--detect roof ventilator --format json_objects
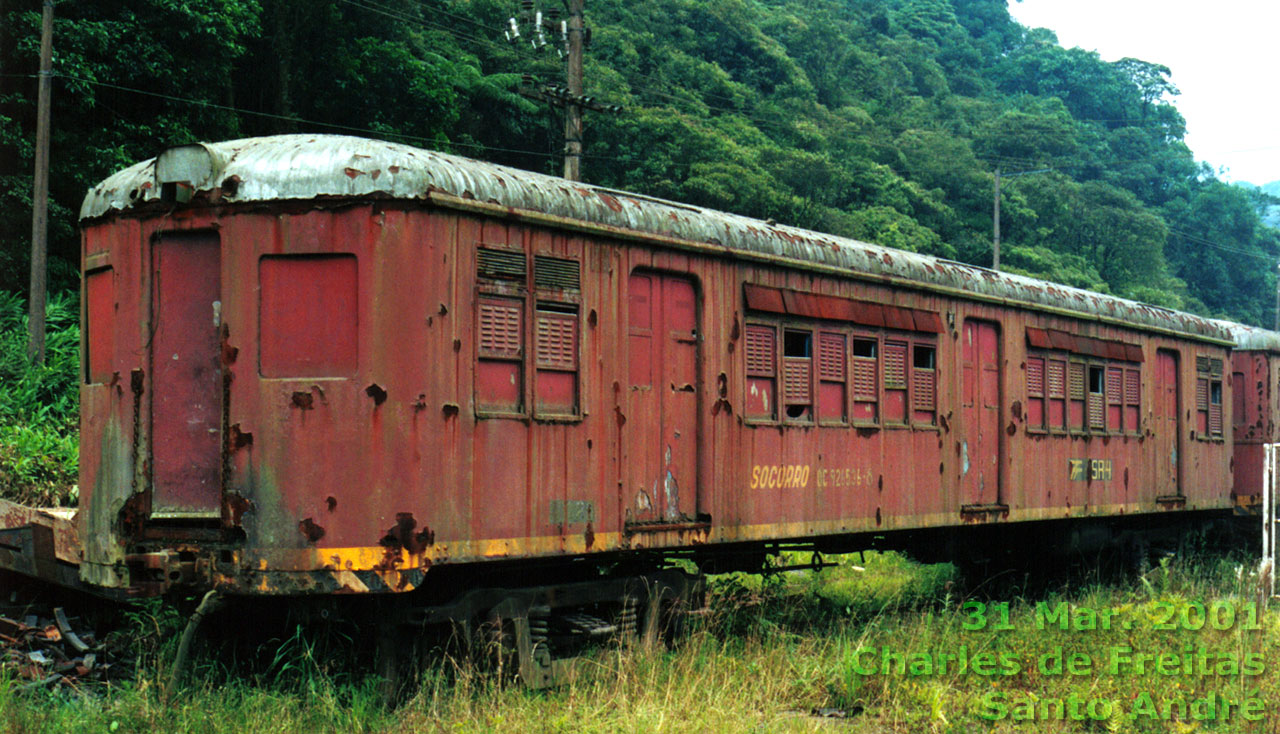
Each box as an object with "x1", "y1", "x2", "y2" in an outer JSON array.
[{"x1": 156, "y1": 143, "x2": 226, "y2": 204}]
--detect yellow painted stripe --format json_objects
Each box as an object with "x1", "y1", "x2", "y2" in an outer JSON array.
[{"x1": 266, "y1": 501, "x2": 1229, "y2": 574}]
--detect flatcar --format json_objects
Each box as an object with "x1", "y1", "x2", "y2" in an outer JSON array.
[{"x1": 0, "y1": 134, "x2": 1261, "y2": 682}]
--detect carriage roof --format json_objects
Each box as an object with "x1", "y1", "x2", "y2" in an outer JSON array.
[{"x1": 81, "y1": 134, "x2": 1234, "y2": 345}]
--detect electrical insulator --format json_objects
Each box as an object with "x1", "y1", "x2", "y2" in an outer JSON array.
[
  {"x1": 532, "y1": 10, "x2": 547, "y2": 48},
  {"x1": 505, "y1": 17, "x2": 520, "y2": 42}
]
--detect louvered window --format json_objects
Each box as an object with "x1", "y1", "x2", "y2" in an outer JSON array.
[
  {"x1": 1208, "y1": 380, "x2": 1223, "y2": 436},
  {"x1": 745, "y1": 324, "x2": 777, "y2": 420},
  {"x1": 783, "y1": 330, "x2": 813, "y2": 421},
  {"x1": 746, "y1": 325, "x2": 776, "y2": 377},
  {"x1": 784, "y1": 359, "x2": 812, "y2": 403},
  {"x1": 477, "y1": 248, "x2": 526, "y2": 281},
  {"x1": 534, "y1": 255, "x2": 580, "y2": 290},
  {"x1": 1068, "y1": 362, "x2": 1086, "y2": 429},
  {"x1": 912, "y1": 344, "x2": 936, "y2": 424},
  {"x1": 1124, "y1": 368, "x2": 1141, "y2": 433},
  {"x1": 535, "y1": 310, "x2": 577, "y2": 369},
  {"x1": 1047, "y1": 359, "x2": 1067, "y2": 429},
  {"x1": 476, "y1": 296, "x2": 524, "y2": 412},
  {"x1": 884, "y1": 341, "x2": 908, "y2": 424},
  {"x1": 852, "y1": 338, "x2": 878, "y2": 423},
  {"x1": 476, "y1": 242, "x2": 585, "y2": 419},
  {"x1": 1088, "y1": 366, "x2": 1105, "y2": 431},
  {"x1": 817, "y1": 331, "x2": 847, "y2": 423},
  {"x1": 1027, "y1": 357, "x2": 1045, "y2": 428},
  {"x1": 1106, "y1": 366, "x2": 1123, "y2": 432},
  {"x1": 479, "y1": 299, "x2": 523, "y2": 358},
  {"x1": 534, "y1": 304, "x2": 578, "y2": 414},
  {"x1": 1195, "y1": 377, "x2": 1209, "y2": 435},
  {"x1": 1194, "y1": 355, "x2": 1224, "y2": 439}
]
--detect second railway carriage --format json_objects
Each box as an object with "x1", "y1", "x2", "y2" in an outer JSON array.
[
  {"x1": 1216, "y1": 321, "x2": 1280, "y2": 511},
  {"x1": 71, "y1": 134, "x2": 1236, "y2": 605}
]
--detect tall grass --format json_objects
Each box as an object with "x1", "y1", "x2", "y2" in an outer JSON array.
[
  {"x1": 0, "y1": 290, "x2": 80, "y2": 506},
  {"x1": 9, "y1": 552, "x2": 1270, "y2": 733}
]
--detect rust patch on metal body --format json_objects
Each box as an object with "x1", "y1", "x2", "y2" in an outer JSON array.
[
  {"x1": 381, "y1": 513, "x2": 434, "y2": 555},
  {"x1": 299, "y1": 518, "x2": 326, "y2": 543},
  {"x1": 229, "y1": 424, "x2": 253, "y2": 449},
  {"x1": 365, "y1": 383, "x2": 388, "y2": 406},
  {"x1": 223, "y1": 492, "x2": 252, "y2": 527}
]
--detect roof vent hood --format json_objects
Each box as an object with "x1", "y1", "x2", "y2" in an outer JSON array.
[{"x1": 155, "y1": 143, "x2": 227, "y2": 203}]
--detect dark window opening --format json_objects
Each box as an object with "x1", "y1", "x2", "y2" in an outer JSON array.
[
  {"x1": 911, "y1": 344, "x2": 936, "y2": 425},
  {"x1": 1089, "y1": 366, "x2": 1104, "y2": 394},
  {"x1": 1210, "y1": 382, "x2": 1222, "y2": 405},
  {"x1": 782, "y1": 329, "x2": 813, "y2": 422},
  {"x1": 913, "y1": 344, "x2": 935, "y2": 369},
  {"x1": 854, "y1": 339, "x2": 877, "y2": 359},
  {"x1": 784, "y1": 330, "x2": 812, "y2": 357},
  {"x1": 1087, "y1": 365, "x2": 1105, "y2": 430}
]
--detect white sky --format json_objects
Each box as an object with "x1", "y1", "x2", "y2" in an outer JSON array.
[{"x1": 1006, "y1": 0, "x2": 1280, "y2": 186}]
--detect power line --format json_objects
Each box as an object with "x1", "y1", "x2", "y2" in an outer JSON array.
[
  {"x1": 1167, "y1": 228, "x2": 1277, "y2": 261},
  {"x1": 51, "y1": 72, "x2": 564, "y2": 161}
]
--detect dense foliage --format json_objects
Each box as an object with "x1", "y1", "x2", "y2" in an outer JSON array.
[
  {"x1": 2, "y1": 0, "x2": 1278, "y2": 322},
  {"x1": 0, "y1": 290, "x2": 78, "y2": 504}
]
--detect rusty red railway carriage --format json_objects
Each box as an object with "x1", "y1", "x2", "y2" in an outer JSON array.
[{"x1": 4, "y1": 135, "x2": 1252, "y2": 661}]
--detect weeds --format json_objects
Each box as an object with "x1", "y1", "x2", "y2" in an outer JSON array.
[
  {"x1": 1, "y1": 551, "x2": 1275, "y2": 733},
  {"x1": 0, "y1": 290, "x2": 79, "y2": 506}
]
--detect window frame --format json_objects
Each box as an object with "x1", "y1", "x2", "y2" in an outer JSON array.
[
  {"x1": 816, "y1": 329, "x2": 849, "y2": 426},
  {"x1": 851, "y1": 334, "x2": 880, "y2": 427},
  {"x1": 909, "y1": 339, "x2": 938, "y2": 429},
  {"x1": 1193, "y1": 355, "x2": 1224, "y2": 441},
  {"x1": 740, "y1": 320, "x2": 937, "y2": 432},
  {"x1": 782, "y1": 327, "x2": 815, "y2": 424},
  {"x1": 474, "y1": 244, "x2": 584, "y2": 422},
  {"x1": 1029, "y1": 351, "x2": 1139, "y2": 437},
  {"x1": 744, "y1": 321, "x2": 780, "y2": 423}
]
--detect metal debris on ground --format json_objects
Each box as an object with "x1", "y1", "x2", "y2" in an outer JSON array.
[{"x1": 0, "y1": 598, "x2": 129, "y2": 692}]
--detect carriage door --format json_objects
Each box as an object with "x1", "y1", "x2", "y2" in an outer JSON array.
[
  {"x1": 961, "y1": 319, "x2": 1002, "y2": 507},
  {"x1": 626, "y1": 272, "x2": 700, "y2": 524},
  {"x1": 151, "y1": 232, "x2": 223, "y2": 517},
  {"x1": 1155, "y1": 349, "x2": 1182, "y2": 495}
]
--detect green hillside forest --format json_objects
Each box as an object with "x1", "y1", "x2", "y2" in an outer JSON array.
[
  {"x1": 3, "y1": 0, "x2": 1279, "y2": 321},
  {"x1": 2, "y1": 0, "x2": 1279, "y2": 501}
]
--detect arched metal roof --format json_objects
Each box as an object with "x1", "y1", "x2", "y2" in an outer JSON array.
[
  {"x1": 81, "y1": 134, "x2": 1233, "y2": 343},
  {"x1": 1212, "y1": 320, "x2": 1280, "y2": 352}
]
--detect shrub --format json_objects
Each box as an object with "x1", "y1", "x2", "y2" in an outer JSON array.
[{"x1": 0, "y1": 290, "x2": 80, "y2": 505}]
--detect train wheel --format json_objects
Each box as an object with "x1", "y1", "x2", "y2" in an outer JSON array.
[{"x1": 640, "y1": 572, "x2": 704, "y2": 648}]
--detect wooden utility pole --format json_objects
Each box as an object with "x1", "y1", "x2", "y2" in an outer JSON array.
[
  {"x1": 28, "y1": 0, "x2": 53, "y2": 364},
  {"x1": 1274, "y1": 261, "x2": 1279, "y2": 331},
  {"x1": 562, "y1": 0, "x2": 583, "y2": 181},
  {"x1": 992, "y1": 166, "x2": 1001, "y2": 272},
  {"x1": 508, "y1": 0, "x2": 618, "y2": 180}
]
